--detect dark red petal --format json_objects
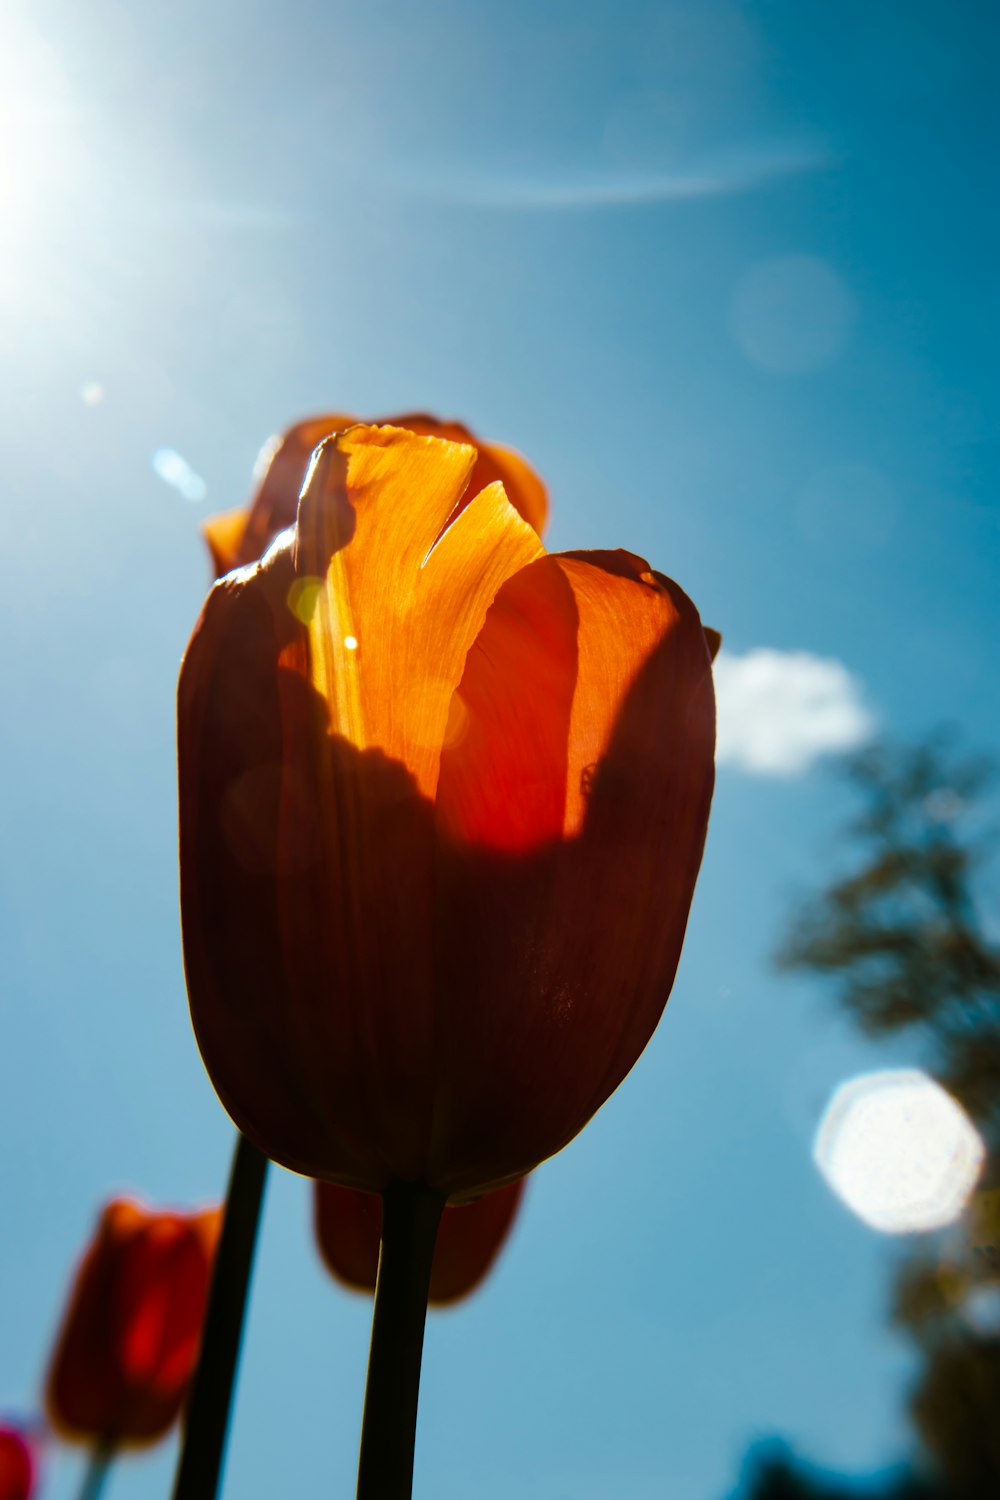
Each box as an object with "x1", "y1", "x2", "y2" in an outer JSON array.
[
  {"x1": 181, "y1": 427, "x2": 542, "y2": 1185},
  {"x1": 45, "y1": 1201, "x2": 219, "y2": 1447},
  {"x1": 314, "y1": 1179, "x2": 525, "y2": 1303},
  {"x1": 432, "y1": 550, "x2": 716, "y2": 1194},
  {"x1": 0, "y1": 1428, "x2": 36, "y2": 1500}
]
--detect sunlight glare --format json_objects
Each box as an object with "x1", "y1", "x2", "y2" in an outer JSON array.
[
  {"x1": 813, "y1": 1068, "x2": 984, "y2": 1234},
  {"x1": 0, "y1": 23, "x2": 79, "y2": 276}
]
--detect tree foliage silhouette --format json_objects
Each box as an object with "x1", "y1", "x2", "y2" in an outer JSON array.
[{"x1": 778, "y1": 735, "x2": 1000, "y2": 1500}]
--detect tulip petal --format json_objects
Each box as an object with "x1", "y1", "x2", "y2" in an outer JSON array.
[
  {"x1": 295, "y1": 423, "x2": 544, "y2": 798},
  {"x1": 202, "y1": 507, "x2": 251, "y2": 579},
  {"x1": 432, "y1": 550, "x2": 716, "y2": 1192},
  {"x1": 180, "y1": 536, "x2": 404, "y2": 1182},
  {"x1": 221, "y1": 414, "x2": 354, "y2": 574},
  {"x1": 387, "y1": 413, "x2": 548, "y2": 535},
  {"x1": 45, "y1": 1201, "x2": 219, "y2": 1448},
  {"x1": 180, "y1": 427, "x2": 544, "y2": 1186},
  {"x1": 204, "y1": 412, "x2": 548, "y2": 579},
  {"x1": 434, "y1": 555, "x2": 579, "y2": 852},
  {"x1": 314, "y1": 1178, "x2": 525, "y2": 1303}
]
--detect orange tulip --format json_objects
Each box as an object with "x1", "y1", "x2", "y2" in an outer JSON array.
[
  {"x1": 0, "y1": 1427, "x2": 35, "y2": 1500},
  {"x1": 315, "y1": 1178, "x2": 525, "y2": 1305},
  {"x1": 45, "y1": 1200, "x2": 221, "y2": 1449},
  {"x1": 179, "y1": 421, "x2": 715, "y2": 1201},
  {"x1": 203, "y1": 412, "x2": 548, "y2": 579}
]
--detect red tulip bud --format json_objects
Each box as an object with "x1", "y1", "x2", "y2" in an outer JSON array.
[{"x1": 45, "y1": 1200, "x2": 221, "y2": 1448}]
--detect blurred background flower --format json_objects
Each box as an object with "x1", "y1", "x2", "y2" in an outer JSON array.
[
  {"x1": 0, "y1": 1425, "x2": 37, "y2": 1500},
  {"x1": 45, "y1": 1200, "x2": 220, "y2": 1457},
  {"x1": 314, "y1": 1179, "x2": 526, "y2": 1305}
]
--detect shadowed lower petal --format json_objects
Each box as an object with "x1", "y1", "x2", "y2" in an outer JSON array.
[
  {"x1": 314, "y1": 1178, "x2": 525, "y2": 1304},
  {"x1": 431, "y1": 550, "x2": 715, "y2": 1194}
]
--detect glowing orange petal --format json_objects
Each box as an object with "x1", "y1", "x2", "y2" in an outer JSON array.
[
  {"x1": 203, "y1": 412, "x2": 548, "y2": 580},
  {"x1": 295, "y1": 424, "x2": 543, "y2": 797},
  {"x1": 202, "y1": 507, "x2": 251, "y2": 579},
  {"x1": 434, "y1": 555, "x2": 578, "y2": 853},
  {"x1": 388, "y1": 414, "x2": 548, "y2": 535}
]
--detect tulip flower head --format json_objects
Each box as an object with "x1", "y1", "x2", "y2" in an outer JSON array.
[
  {"x1": 203, "y1": 411, "x2": 548, "y2": 580},
  {"x1": 45, "y1": 1199, "x2": 221, "y2": 1448},
  {"x1": 0, "y1": 1426, "x2": 36, "y2": 1500},
  {"x1": 179, "y1": 419, "x2": 715, "y2": 1201},
  {"x1": 315, "y1": 1178, "x2": 525, "y2": 1305}
]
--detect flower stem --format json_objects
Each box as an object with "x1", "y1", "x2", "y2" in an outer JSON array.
[
  {"x1": 171, "y1": 1131, "x2": 268, "y2": 1500},
  {"x1": 356, "y1": 1184, "x2": 445, "y2": 1500},
  {"x1": 77, "y1": 1443, "x2": 113, "y2": 1500}
]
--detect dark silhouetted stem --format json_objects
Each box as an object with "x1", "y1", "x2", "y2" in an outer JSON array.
[
  {"x1": 356, "y1": 1184, "x2": 445, "y2": 1500},
  {"x1": 172, "y1": 1132, "x2": 268, "y2": 1500},
  {"x1": 77, "y1": 1444, "x2": 113, "y2": 1500}
]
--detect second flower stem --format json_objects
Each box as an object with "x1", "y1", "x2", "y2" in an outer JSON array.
[
  {"x1": 356, "y1": 1184, "x2": 445, "y2": 1500},
  {"x1": 172, "y1": 1131, "x2": 268, "y2": 1500},
  {"x1": 77, "y1": 1443, "x2": 113, "y2": 1500}
]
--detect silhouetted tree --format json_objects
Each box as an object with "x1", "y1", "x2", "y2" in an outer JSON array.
[
  {"x1": 777, "y1": 735, "x2": 1000, "y2": 1500},
  {"x1": 779, "y1": 736, "x2": 1000, "y2": 1136},
  {"x1": 723, "y1": 1439, "x2": 945, "y2": 1500}
]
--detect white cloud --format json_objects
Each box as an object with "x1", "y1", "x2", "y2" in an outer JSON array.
[{"x1": 713, "y1": 647, "x2": 874, "y2": 775}]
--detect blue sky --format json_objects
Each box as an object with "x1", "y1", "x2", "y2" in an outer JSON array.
[{"x1": 1, "y1": 1, "x2": 997, "y2": 1497}]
